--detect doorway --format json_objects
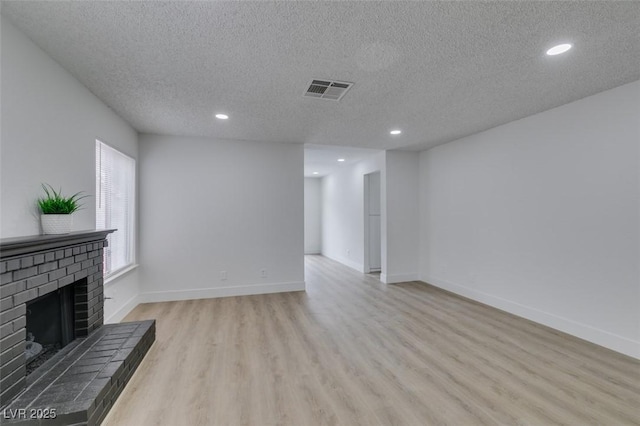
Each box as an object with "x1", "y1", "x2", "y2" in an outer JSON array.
[{"x1": 364, "y1": 171, "x2": 381, "y2": 273}]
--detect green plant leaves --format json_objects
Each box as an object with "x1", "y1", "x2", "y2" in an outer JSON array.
[{"x1": 37, "y1": 183, "x2": 89, "y2": 214}]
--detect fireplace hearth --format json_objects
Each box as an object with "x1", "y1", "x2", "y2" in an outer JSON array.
[{"x1": 1, "y1": 230, "x2": 155, "y2": 425}]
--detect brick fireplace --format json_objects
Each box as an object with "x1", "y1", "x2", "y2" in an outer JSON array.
[{"x1": 1, "y1": 230, "x2": 155, "y2": 425}]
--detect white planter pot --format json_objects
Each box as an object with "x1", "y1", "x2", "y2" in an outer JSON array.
[{"x1": 41, "y1": 214, "x2": 73, "y2": 235}]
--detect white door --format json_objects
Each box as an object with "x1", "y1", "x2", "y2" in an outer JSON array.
[{"x1": 365, "y1": 172, "x2": 381, "y2": 271}]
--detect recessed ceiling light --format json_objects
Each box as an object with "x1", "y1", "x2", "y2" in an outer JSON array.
[
  {"x1": 215, "y1": 113, "x2": 229, "y2": 120},
  {"x1": 313, "y1": 172, "x2": 319, "y2": 175},
  {"x1": 337, "y1": 158, "x2": 345, "y2": 162},
  {"x1": 390, "y1": 130, "x2": 402, "y2": 135},
  {"x1": 546, "y1": 43, "x2": 572, "y2": 56}
]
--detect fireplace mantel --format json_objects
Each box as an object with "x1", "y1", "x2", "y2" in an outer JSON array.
[{"x1": 0, "y1": 229, "x2": 116, "y2": 259}]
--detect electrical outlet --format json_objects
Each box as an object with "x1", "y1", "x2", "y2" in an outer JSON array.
[
  {"x1": 220, "y1": 271, "x2": 227, "y2": 280},
  {"x1": 104, "y1": 289, "x2": 115, "y2": 302},
  {"x1": 260, "y1": 269, "x2": 267, "y2": 278}
]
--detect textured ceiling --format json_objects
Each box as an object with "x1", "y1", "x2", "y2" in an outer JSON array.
[{"x1": 2, "y1": 1, "x2": 639, "y2": 151}]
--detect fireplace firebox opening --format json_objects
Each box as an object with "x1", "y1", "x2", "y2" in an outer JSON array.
[{"x1": 25, "y1": 278, "x2": 85, "y2": 375}]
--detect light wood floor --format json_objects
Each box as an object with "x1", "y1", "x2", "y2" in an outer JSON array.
[{"x1": 103, "y1": 255, "x2": 640, "y2": 425}]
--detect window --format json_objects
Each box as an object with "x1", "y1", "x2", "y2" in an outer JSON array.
[{"x1": 95, "y1": 140, "x2": 136, "y2": 277}]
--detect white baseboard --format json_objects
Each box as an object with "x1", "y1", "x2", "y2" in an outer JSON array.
[
  {"x1": 104, "y1": 293, "x2": 140, "y2": 324},
  {"x1": 321, "y1": 252, "x2": 364, "y2": 273},
  {"x1": 138, "y1": 281, "x2": 306, "y2": 304},
  {"x1": 381, "y1": 273, "x2": 420, "y2": 284},
  {"x1": 421, "y1": 275, "x2": 640, "y2": 360}
]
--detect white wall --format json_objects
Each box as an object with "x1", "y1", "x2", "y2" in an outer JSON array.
[
  {"x1": 321, "y1": 152, "x2": 386, "y2": 273},
  {"x1": 384, "y1": 151, "x2": 420, "y2": 283},
  {"x1": 0, "y1": 16, "x2": 141, "y2": 323},
  {"x1": 419, "y1": 80, "x2": 640, "y2": 358},
  {"x1": 138, "y1": 134, "x2": 304, "y2": 301},
  {"x1": 304, "y1": 177, "x2": 322, "y2": 254}
]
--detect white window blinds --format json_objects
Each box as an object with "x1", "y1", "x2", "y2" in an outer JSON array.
[{"x1": 96, "y1": 140, "x2": 135, "y2": 277}]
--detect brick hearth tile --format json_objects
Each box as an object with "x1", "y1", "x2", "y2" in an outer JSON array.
[
  {"x1": 92, "y1": 343, "x2": 121, "y2": 352},
  {"x1": 109, "y1": 327, "x2": 138, "y2": 336},
  {"x1": 68, "y1": 364, "x2": 104, "y2": 375},
  {"x1": 84, "y1": 349, "x2": 117, "y2": 359},
  {"x1": 2, "y1": 321, "x2": 155, "y2": 425},
  {"x1": 99, "y1": 335, "x2": 127, "y2": 344},
  {"x1": 96, "y1": 361, "x2": 124, "y2": 379},
  {"x1": 77, "y1": 377, "x2": 111, "y2": 401},
  {"x1": 109, "y1": 347, "x2": 134, "y2": 363},
  {"x1": 76, "y1": 356, "x2": 112, "y2": 367},
  {"x1": 59, "y1": 371, "x2": 98, "y2": 383}
]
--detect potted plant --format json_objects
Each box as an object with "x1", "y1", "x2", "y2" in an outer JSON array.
[{"x1": 37, "y1": 184, "x2": 88, "y2": 234}]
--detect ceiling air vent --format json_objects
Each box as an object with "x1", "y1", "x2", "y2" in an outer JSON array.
[{"x1": 304, "y1": 79, "x2": 354, "y2": 101}]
